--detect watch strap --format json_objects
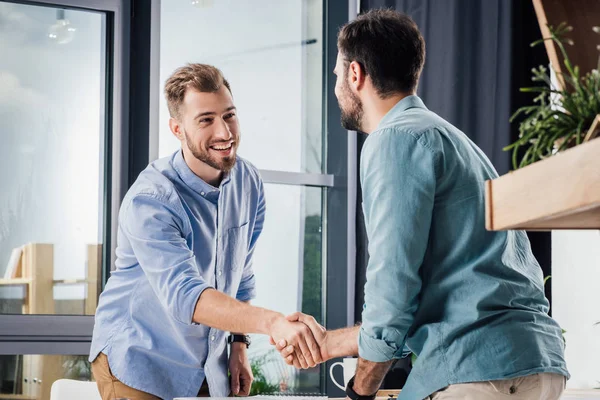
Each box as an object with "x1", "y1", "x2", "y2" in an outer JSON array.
[
  {"x1": 228, "y1": 334, "x2": 250, "y2": 348},
  {"x1": 345, "y1": 376, "x2": 377, "y2": 400}
]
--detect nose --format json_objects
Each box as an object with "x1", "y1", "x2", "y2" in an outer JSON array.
[{"x1": 214, "y1": 118, "x2": 232, "y2": 141}]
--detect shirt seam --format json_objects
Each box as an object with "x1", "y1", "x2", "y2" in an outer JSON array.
[
  {"x1": 127, "y1": 190, "x2": 193, "y2": 235},
  {"x1": 368, "y1": 127, "x2": 440, "y2": 182}
]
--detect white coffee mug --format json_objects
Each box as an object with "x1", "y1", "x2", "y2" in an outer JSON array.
[{"x1": 329, "y1": 357, "x2": 358, "y2": 390}]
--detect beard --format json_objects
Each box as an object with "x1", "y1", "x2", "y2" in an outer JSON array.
[
  {"x1": 184, "y1": 129, "x2": 237, "y2": 172},
  {"x1": 339, "y1": 78, "x2": 364, "y2": 132}
]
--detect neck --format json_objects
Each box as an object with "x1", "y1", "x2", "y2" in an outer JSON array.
[
  {"x1": 361, "y1": 92, "x2": 412, "y2": 134},
  {"x1": 182, "y1": 149, "x2": 223, "y2": 187}
]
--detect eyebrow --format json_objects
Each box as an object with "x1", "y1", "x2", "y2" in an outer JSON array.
[{"x1": 194, "y1": 106, "x2": 236, "y2": 120}]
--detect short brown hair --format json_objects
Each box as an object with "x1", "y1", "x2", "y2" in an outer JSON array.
[
  {"x1": 164, "y1": 63, "x2": 232, "y2": 119},
  {"x1": 338, "y1": 9, "x2": 425, "y2": 96}
]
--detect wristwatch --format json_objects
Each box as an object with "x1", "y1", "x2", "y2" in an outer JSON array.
[
  {"x1": 345, "y1": 376, "x2": 377, "y2": 400},
  {"x1": 227, "y1": 334, "x2": 251, "y2": 348}
]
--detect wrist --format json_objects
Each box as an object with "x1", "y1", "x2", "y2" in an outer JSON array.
[
  {"x1": 346, "y1": 376, "x2": 377, "y2": 400},
  {"x1": 325, "y1": 328, "x2": 352, "y2": 360},
  {"x1": 321, "y1": 332, "x2": 332, "y2": 361},
  {"x1": 352, "y1": 376, "x2": 377, "y2": 397},
  {"x1": 263, "y1": 311, "x2": 285, "y2": 335},
  {"x1": 230, "y1": 341, "x2": 248, "y2": 352}
]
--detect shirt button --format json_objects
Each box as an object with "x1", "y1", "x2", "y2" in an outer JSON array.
[
  {"x1": 200, "y1": 191, "x2": 205, "y2": 196},
  {"x1": 218, "y1": 270, "x2": 222, "y2": 276},
  {"x1": 211, "y1": 335, "x2": 215, "y2": 341}
]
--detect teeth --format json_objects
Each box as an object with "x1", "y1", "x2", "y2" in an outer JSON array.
[{"x1": 212, "y1": 143, "x2": 232, "y2": 150}]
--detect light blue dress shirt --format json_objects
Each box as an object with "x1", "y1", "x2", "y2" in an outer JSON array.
[
  {"x1": 89, "y1": 150, "x2": 265, "y2": 400},
  {"x1": 357, "y1": 96, "x2": 568, "y2": 400}
]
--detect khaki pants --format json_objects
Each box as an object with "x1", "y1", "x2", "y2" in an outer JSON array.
[
  {"x1": 91, "y1": 353, "x2": 210, "y2": 400},
  {"x1": 428, "y1": 373, "x2": 566, "y2": 399}
]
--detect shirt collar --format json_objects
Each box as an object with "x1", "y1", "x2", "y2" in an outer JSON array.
[
  {"x1": 377, "y1": 95, "x2": 428, "y2": 130},
  {"x1": 171, "y1": 150, "x2": 232, "y2": 201}
]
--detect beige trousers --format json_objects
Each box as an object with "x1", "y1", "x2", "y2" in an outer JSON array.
[
  {"x1": 428, "y1": 373, "x2": 566, "y2": 400},
  {"x1": 91, "y1": 352, "x2": 210, "y2": 400}
]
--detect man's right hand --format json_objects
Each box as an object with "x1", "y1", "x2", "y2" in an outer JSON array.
[
  {"x1": 271, "y1": 312, "x2": 329, "y2": 367},
  {"x1": 268, "y1": 314, "x2": 323, "y2": 369}
]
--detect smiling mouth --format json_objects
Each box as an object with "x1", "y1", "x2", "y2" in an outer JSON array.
[{"x1": 210, "y1": 141, "x2": 234, "y2": 151}]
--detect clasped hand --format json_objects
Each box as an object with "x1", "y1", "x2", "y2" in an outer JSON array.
[{"x1": 269, "y1": 312, "x2": 328, "y2": 369}]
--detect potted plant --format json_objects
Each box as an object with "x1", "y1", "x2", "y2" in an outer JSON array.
[
  {"x1": 249, "y1": 354, "x2": 280, "y2": 396},
  {"x1": 62, "y1": 355, "x2": 92, "y2": 381},
  {"x1": 505, "y1": 23, "x2": 600, "y2": 169}
]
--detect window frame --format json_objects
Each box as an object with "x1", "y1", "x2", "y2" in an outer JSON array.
[{"x1": 0, "y1": 0, "x2": 129, "y2": 347}]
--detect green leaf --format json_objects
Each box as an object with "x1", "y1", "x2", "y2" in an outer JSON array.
[{"x1": 506, "y1": 22, "x2": 600, "y2": 170}]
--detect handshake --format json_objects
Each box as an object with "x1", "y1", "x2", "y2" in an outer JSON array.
[{"x1": 268, "y1": 312, "x2": 330, "y2": 369}]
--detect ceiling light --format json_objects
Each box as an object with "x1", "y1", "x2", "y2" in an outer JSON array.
[
  {"x1": 191, "y1": 0, "x2": 214, "y2": 8},
  {"x1": 48, "y1": 9, "x2": 75, "y2": 44}
]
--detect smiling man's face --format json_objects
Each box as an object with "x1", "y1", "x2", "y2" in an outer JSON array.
[{"x1": 176, "y1": 85, "x2": 240, "y2": 172}]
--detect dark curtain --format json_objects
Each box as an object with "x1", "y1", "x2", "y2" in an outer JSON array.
[
  {"x1": 354, "y1": 0, "x2": 552, "y2": 389},
  {"x1": 362, "y1": 0, "x2": 513, "y2": 174}
]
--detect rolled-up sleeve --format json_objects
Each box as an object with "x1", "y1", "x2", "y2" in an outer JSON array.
[
  {"x1": 358, "y1": 129, "x2": 436, "y2": 362},
  {"x1": 121, "y1": 192, "x2": 212, "y2": 325},
  {"x1": 236, "y1": 180, "x2": 265, "y2": 302}
]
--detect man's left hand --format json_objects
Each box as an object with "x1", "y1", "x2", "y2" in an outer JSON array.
[{"x1": 229, "y1": 342, "x2": 253, "y2": 396}]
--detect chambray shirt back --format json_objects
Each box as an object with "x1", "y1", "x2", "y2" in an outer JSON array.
[
  {"x1": 89, "y1": 150, "x2": 265, "y2": 400},
  {"x1": 357, "y1": 96, "x2": 568, "y2": 400}
]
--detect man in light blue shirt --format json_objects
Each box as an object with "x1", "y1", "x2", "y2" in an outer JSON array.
[
  {"x1": 276, "y1": 10, "x2": 568, "y2": 400},
  {"x1": 89, "y1": 64, "x2": 322, "y2": 400}
]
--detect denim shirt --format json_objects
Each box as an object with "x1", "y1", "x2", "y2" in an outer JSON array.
[
  {"x1": 357, "y1": 96, "x2": 568, "y2": 399},
  {"x1": 89, "y1": 150, "x2": 265, "y2": 400}
]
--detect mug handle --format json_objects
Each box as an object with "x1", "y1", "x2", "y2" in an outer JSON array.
[{"x1": 329, "y1": 361, "x2": 345, "y2": 391}]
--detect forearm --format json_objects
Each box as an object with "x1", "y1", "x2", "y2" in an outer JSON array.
[
  {"x1": 231, "y1": 300, "x2": 251, "y2": 336},
  {"x1": 324, "y1": 325, "x2": 360, "y2": 361},
  {"x1": 193, "y1": 289, "x2": 281, "y2": 334},
  {"x1": 353, "y1": 358, "x2": 394, "y2": 396}
]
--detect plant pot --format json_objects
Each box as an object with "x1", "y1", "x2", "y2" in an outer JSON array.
[
  {"x1": 553, "y1": 114, "x2": 600, "y2": 154},
  {"x1": 553, "y1": 136, "x2": 578, "y2": 154}
]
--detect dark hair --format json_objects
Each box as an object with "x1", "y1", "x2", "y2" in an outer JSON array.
[
  {"x1": 164, "y1": 63, "x2": 232, "y2": 118},
  {"x1": 338, "y1": 9, "x2": 425, "y2": 97}
]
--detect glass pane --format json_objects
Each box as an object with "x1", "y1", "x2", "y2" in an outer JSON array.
[
  {"x1": 0, "y1": 354, "x2": 92, "y2": 399},
  {"x1": 552, "y1": 230, "x2": 600, "y2": 390},
  {"x1": 158, "y1": 0, "x2": 324, "y2": 174},
  {"x1": 248, "y1": 184, "x2": 323, "y2": 394},
  {"x1": 0, "y1": 2, "x2": 106, "y2": 315}
]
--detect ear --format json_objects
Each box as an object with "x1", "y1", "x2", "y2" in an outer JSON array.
[
  {"x1": 169, "y1": 117, "x2": 185, "y2": 141},
  {"x1": 348, "y1": 60, "x2": 366, "y2": 91}
]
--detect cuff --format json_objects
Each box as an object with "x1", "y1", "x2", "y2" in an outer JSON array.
[
  {"x1": 358, "y1": 326, "x2": 400, "y2": 362},
  {"x1": 236, "y1": 275, "x2": 257, "y2": 302},
  {"x1": 181, "y1": 281, "x2": 213, "y2": 325}
]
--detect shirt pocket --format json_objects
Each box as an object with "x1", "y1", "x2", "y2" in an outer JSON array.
[{"x1": 225, "y1": 222, "x2": 250, "y2": 271}]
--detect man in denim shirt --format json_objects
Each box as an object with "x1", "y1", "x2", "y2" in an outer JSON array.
[
  {"x1": 276, "y1": 10, "x2": 568, "y2": 400},
  {"x1": 90, "y1": 64, "x2": 322, "y2": 400}
]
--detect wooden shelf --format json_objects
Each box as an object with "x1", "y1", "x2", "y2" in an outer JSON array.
[
  {"x1": 0, "y1": 278, "x2": 31, "y2": 286},
  {"x1": 0, "y1": 395, "x2": 38, "y2": 400},
  {"x1": 485, "y1": 138, "x2": 600, "y2": 231},
  {"x1": 52, "y1": 279, "x2": 91, "y2": 285}
]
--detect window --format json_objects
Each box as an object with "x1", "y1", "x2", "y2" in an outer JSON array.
[
  {"x1": 158, "y1": 0, "x2": 324, "y2": 174},
  {"x1": 248, "y1": 185, "x2": 323, "y2": 393},
  {"x1": 0, "y1": 0, "x2": 125, "y2": 398},
  {"x1": 158, "y1": 0, "x2": 347, "y2": 394},
  {"x1": 0, "y1": 1, "x2": 107, "y2": 317}
]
